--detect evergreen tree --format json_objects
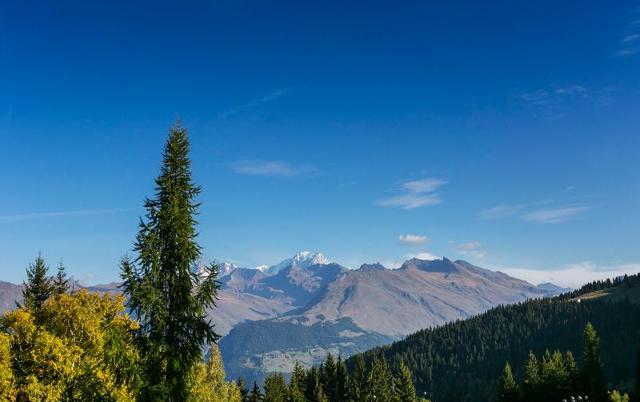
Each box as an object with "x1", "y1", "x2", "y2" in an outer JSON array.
[
  {"x1": 324, "y1": 353, "x2": 337, "y2": 401},
  {"x1": 397, "y1": 362, "x2": 417, "y2": 402},
  {"x1": 52, "y1": 260, "x2": 69, "y2": 296},
  {"x1": 349, "y1": 354, "x2": 367, "y2": 402},
  {"x1": 21, "y1": 254, "x2": 53, "y2": 313},
  {"x1": 564, "y1": 351, "x2": 579, "y2": 395},
  {"x1": 497, "y1": 362, "x2": 519, "y2": 402},
  {"x1": 238, "y1": 378, "x2": 249, "y2": 402},
  {"x1": 367, "y1": 356, "x2": 393, "y2": 401},
  {"x1": 582, "y1": 322, "x2": 606, "y2": 402},
  {"x1": 522, "y1": 351, "x2": 540, "y2": 402},
  {"x1": 249, "y1": 381, "x2": 263, "y2": 402},
  {"x1": 289, "y1": 361, "x2": 306, "y2": 402},
  {"x1": 264, "y1": 373, "x2": 288, "y2": 402},
  {"x1": 335, "y1": 355, "x2": 349, "y2": 402},
  {"x1": 306, "y1": 366, "x2": 330, "y2": 402},
  {"x1": 120, "y1": 122, "x2": 220, "y2": 401}
]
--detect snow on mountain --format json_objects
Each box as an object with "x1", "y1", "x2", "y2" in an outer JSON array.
[
  {"x1": 195, "y1": 261, "x2": 238, "y2": 278},
  {"x1": 263, "y1": 251, "x2": 329, "y2": 276}
]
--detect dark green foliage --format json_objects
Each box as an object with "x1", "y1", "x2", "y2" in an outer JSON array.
[
  {"x1": 397, "y1": 361, "x2": 417, "y2": 402},
  {"x1": 289, "y1": 362, "x2": 307, "y2": 402},
  {"x1": 264, "y1": 373, "x2": 288, "y2": 402},
  {"x1": 120, "y1": 122, "x2": 220, "y2": 401},
  {"x1": 558, "y1": 273, "x2": 640, "y2": 300},
  {"x1": 21, "y1": 254, "x2": 53, "y2": 313},
  {"x1": 238, "y1": 377, "x2": 249, "y2": 402},
  {"x1": 367, "y1": 356, "x2": 393, "y2": 401},
  {"x1": 323, "y1": 354, "x2": 336, "y2": 401},
  {"x1": 521, "y1": 352, "x2": 539, "y2": 402},
  {"x1": 497, "y1": 362, "x2": 519, "y2": 402},
  {"x1": 349, "y1": 294, "x2": 640, "y2": 401},
  {"x1": 335, "y1": 355, "x2": 349, "y2": 402},
  {"x1": 349, "y1": 354, "x2": 367, "y2": 402},
  {"x1": 582, "y1": 322, "x2": 607, "y2": 401},
  {"x1": 250, "y1": 381, "x2": 263, "y2": 402},
  {"x1": 52, "y1": 260, "x2": 69, "y2": 296},
  {"x1": 494, "y1": 324, "x2": 610, "y2": 402}
]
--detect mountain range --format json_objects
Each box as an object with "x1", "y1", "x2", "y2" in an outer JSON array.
[{"x1": 0, "y1": 251, "x2": 568, "y2": 384}]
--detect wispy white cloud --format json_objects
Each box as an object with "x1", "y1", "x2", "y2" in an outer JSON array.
[
  {"x1": 519, "y1": 84, "x2": 592, "y2": 119},
  {"x1": 500, "y1": 261, "x2": 640, "y2": 288},
  {"x1": 481, "y1": 200, "x2": 591, "y2": 224},
  {"x1": 219, "y1": 88, "x2": 297, "y2": 119},
  {"x1": 456, "y1": 241, "x2": 486, "y2": 258},
  {"x1": 378, "y1": 193, "x2": 442, "y2": 210},
  {"x1": 615, "y1": 8, "x2": 640, "y2": 57},
  {"x1": 377, "y1": 177, "x2": 446, "y2": 210},
  {"x1": 0, "y1": 207, "x2": 138, "y2": 222},
  {"x1": 480, "y1": 204, "x2": 526, "y2": 220},
  {"x1": 523, "y1": 205, "x2": 590, "y2": 224},
  {"x1": 401, "y1": 178, "x2": 446, "y2": 193},
  {"x1": 398, "y1": 234, "x2": 430, "y2": 245},
  {"x1": 230, "y1": 160, "x2": 317, "y2": 177}
]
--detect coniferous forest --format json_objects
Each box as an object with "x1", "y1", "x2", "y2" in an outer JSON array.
[
  {"x1": 1, "y1": 125, "x2": 639, "y2": 402},
  {"x1": 350, "y1": 275, "x2": 640, "y2": 402}
]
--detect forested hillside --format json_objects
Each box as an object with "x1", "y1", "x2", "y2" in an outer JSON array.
[{"x1": 350, "y1": 277, "x2": 640, "y2": 402}]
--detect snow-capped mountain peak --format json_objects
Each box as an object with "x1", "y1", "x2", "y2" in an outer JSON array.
[{"x1": 264, "y1": 251, "x2": 329, "y2": 275}]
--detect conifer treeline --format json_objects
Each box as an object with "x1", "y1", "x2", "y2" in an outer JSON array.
[
  {"x1": 496, "y1": 323, "x2": 612, "y2": 402},
  {"x1": 557, "y1": 273, "x2": 640, "y2": 300},
  {"x1": 238, "y1": 353, "x2": 425, "y2": 402},
  {"x1": 350, "y1": 296, "x2": 640, "y2": 401}
]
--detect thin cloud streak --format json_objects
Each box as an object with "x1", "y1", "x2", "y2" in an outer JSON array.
[
  {"x1": 0, "y1": 207, "x2": 138, "y2": 222},
  {"x1": 230, "y1": 160, "x2": 317, "y2": 177},
  {"x1": 480, "y1": 204, "x2": 526, "y2": 220},
  {"x1": 378, "y1": 177, "x2": 446, "y2": 210},
  {"x1": 523, "y1": 205, "x2": 591, "y2": 224},
  {"x1": 378, "y1": 193, "x2": 442, "y2": 210},
  {"x1": 218, "y1": 88, "x2": 298, "y2": 119},
  {"x1": 615, "y1": 7, "x2": 640, "y2": 57}
]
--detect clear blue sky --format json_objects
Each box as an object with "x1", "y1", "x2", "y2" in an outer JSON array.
[{"x1": 1, "y1": 1, "x2": 639, "y2": 287}]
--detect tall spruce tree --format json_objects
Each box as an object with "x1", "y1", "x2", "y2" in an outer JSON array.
[
  {"x1": 349, "y1": 355, "x2": 367, "y2": 402},
  {"x1": 367, "y1": 356, "x2": 393, "y2": 402},
  {"x1": 249, "y1": 381, "x2": 263, "y2": 402},
  {"x1": 497, "y1": 362, "x2": 519, "y2": 402},
  {"x1": 52, "y1": 260, "x2": 69, "y2": 296},
  {"x1": 324, "y1": 353, "x2": 337, "y2": 401},
  {"x1": 264, "y1": 373, "x2": 288, "y2": 402},
  {"x1": 581, "y1": 322, "x2": 606, "y2": 402},
  {"x1": 397, "y1": 362, "x2": 417, "y2": 402},
  {"x1": 564, "y1": 351, "x2": 579, "y2": 396},
  {"x1": 120, "y1": 122, "x2": 220, "y2": 401},
  {"x1": 290, "y1": 361, "x2": 307, "y2": 401},
  {"x1": 237, "y1": 378, "x2": 249, "y2": 402},
  {"x1": 522, "y1": 351, "x2": 540, "y2": 402},
  {"x1": 21, "y1": 254, "x2": 53, "y2": 312},
  {"x1": 335, "y1": 355, "x2": 349, "y2": 402}
]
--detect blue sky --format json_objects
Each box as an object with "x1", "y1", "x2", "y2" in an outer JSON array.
[{"x1": 1, "y1": 1, "x2": 639, "y2": 287}]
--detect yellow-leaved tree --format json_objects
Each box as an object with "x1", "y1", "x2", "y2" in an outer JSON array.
[
  {"x1": 0, "y1": 290, "x2": 141, "y2": 401},
  {"x1": 188, "y1": 343, "x2": 242, "y2": 402}
]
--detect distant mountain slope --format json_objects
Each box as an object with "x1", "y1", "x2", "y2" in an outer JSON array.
[
  {"x1": 349, "y1": 274, "x2": 640, "y2": 402},
  {"x1": 220, "y1": 258, "x2": 561, "y2": 383},
  {"x1": 0, "y1": 281, "x2": 22, "y2": 312}
]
